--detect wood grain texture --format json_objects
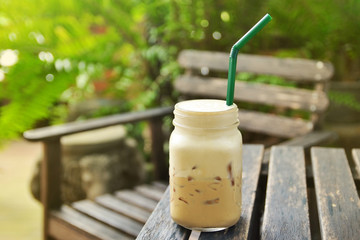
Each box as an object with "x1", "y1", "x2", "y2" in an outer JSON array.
[
  {"x1": 135, "y1": 184, "x2": 165, "y2": 202},
  {"x1": 23, "y1": 106, "x2": 173, "y2": 141},
  {"x1": 238, "y1": 110, "x2": 312, "y2": 138},
  {"x1": 199, "y1": 144, "x2": 264, "y2": 240},
  {"x1": 261, "y1": 146, "x2": 311, "y2": 240},
  {"x1": 136, "y1": 187, "x2": 191, "y2": 240},
  {"x1": 178, "y1": 50, "x2": 334, "y2": 82},
  {"x1": 95, "y1": 194, "x2": 151, "y2": 224},
  {"x1": 115, "y1": 190, "x2": 158, "y2": 212},
  {"x1": 72, "y1": 200, "x2": 143, "y2": 237},
  {"x1": 175, "y1": 75, "x2": 329, "y2": 112},
  {"x1": 311, "y1": 147, "x2": 360, "y2": 240},
  {"x1": 49, "y1": 206, "x2": 132, "y2": 240}
]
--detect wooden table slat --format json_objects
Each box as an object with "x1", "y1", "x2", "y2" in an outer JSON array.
[
  {"x1": 95, "y1": 194, "x2": 151, "y2": 224},
  {"x1": 72, "y1": 199, "x2": 143, "y2": 237},
  {"x1": 311, "y1": 147, "x2": 360, "y2": 240},
  {"x1": 261, "y1": 146, "x2": 311, "y2": 240}
]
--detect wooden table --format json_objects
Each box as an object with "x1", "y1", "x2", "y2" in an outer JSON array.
[{"x1": 137, "y1": 145, "x2": 360, "y2": 240}]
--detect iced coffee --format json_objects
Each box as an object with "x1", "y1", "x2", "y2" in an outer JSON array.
[{"x1": 169, "y1": 99, "x2": 242, "y2": 231}]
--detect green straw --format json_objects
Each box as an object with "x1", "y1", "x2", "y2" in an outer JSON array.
[{"x1": 226, "y1": 13, "x2": 272, "y2": 106}]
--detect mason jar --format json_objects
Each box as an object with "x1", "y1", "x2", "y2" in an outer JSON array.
[{"x1": 169, "y1": 99, "x2": 242, "y2": 232}]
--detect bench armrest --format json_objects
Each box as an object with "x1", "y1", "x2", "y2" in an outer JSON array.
[{"x1": 24, "y1": 106, "x2": 174, "y2": 142}]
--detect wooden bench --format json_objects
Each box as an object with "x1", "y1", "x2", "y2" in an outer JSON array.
[
  {"x1": 49, "y1": 182, "x2": 167, "y2": 240},
  {"x1": 24, "y1": 108, "x2": 173, "y2": 240},
  {"x1": 176, "y1": 50, "x2": 335, "y2": 145},
  {"x1": 137, "y1": 146, "x2": 360, "y2": 239},
  {"x1": 24, "y1": 50, "x2": 337, "y2": 240}
]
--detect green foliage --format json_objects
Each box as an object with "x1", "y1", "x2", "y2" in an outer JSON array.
[
  {"x1": 0, "y1": 0, "x2": 359, "y2": 145},
  {"x1": 0, "y1": 0, "x2": 137, "y2": 144},
  {"x1": 267, "y1": 0, "x2": 360, "y2": 80},
  {"x1": 329, "y1": 91, "x2": 360, "y2": 112}
]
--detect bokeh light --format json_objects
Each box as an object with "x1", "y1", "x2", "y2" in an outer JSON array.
[{"x1": 0, "y1": 49, "x2": 19, "y2": 67}]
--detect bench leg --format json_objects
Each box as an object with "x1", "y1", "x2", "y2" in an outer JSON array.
[
  {"x1": 42, "y1": 139, "x2": 62, "y2": 240},
  {"x1": 149, "y1": 117, "x2": 168, "y2": 181}
]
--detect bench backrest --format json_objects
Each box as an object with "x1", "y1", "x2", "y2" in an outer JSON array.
[{"x1": 175, "y1": 50, "x2": 334, "y2": 139}]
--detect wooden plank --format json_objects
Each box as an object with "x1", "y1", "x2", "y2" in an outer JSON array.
[
  {"x1": 49, "y1": 206, "x2": 132, "y2": 240},
  {"x1": 72, "y1": 200, "x2": 143, "y2": 237},
  {"x1": 23, "y1": 106, "x2": 173, "y2": 141},
  {"x1": 95, "y1": 194, "x2": 151, "y2": 224},
  {"x1": 115, "y1": 190, "x2": 158, "y2": 212},
  {"x1": 199, "y1": 144, "x2": 264, "y2": 240},
  {"x1": 261, "y1": 146, "x2": 311, "y2": 239},
  {"x1": 352, "y1": 149, "x2": 360, "y2": 177},
  {"x1": 135, "y1": 184, "x2": 165, "y2": 202},
  {"x1": 137, "y1": 145, "x2": 264, "y2": 240},
  {"x1": 311, "y1": 147, "x2": 360, "y2": 240},
  {"x1": 136, "y1": 188, "x2": 191, "y2": 240},
  {"x1": 178, "y1": 50, "x2": 334, "y2": 82},
  {"x1": 238, "y1": 110, "x2": 313, "y2": 138},
  {"x1": 175, "y1": 75, "x2": 329, "y2": 112}
]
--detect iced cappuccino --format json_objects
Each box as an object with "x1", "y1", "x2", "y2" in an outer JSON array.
[{"x1": 169, "y1": 99, "x2": 242, "y2": 231}]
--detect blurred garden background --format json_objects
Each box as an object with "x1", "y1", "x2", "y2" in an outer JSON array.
[{"x1": 1, "y1": 0, "x2": 360, "y2": 239}]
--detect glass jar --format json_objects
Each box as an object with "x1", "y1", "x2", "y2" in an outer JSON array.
[{"x1": 169, "y1": 99, "x2": 242, "y2": 232}]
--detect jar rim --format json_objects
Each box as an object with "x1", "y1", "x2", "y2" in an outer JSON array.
[
  {"x1": 173, "y1": 99, "x2": 239, "y2": 129},
  {"x1": 174, "y1": 99, "x2": 237, "y2": 116}
]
